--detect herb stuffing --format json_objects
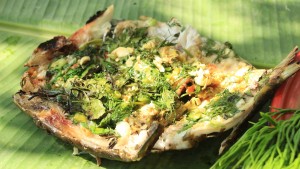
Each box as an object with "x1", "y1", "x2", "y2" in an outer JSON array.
[
  {"x1": 31, "y1": 22, "x2": 251, "y2": 137},
  {"x1": 38, "y1": 27, "x2": 185, "y2": 135},
  {"x1": 182, "y1": 89, "x2": 242, "y2": 131},
  {"x1": 38, "y1": 24, "x2": 247, "y2": 135}
]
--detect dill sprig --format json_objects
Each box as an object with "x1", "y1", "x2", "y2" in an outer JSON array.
[{"x1": 205, "y1": 89, "x2": 242, "y2": 119}]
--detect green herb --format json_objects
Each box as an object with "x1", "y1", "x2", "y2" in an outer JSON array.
[
  {"x1": 205, "y1": 89, "x2": 242, "y2": 119},
  {"x1": 201, "y1": 39, "x2": 236, "y2": 63},
  {"x1": 183, "y1": 48, "x2": 194, "y2": 58},
  {"x1": 73, "y1": 44, "x2": 101, "y2": 58},
  {"x1": 156, "y1": 39, "x2": 176, "y2": 49},
  {"x1": 63, "y1": 67, "x2": 84, "y2": 80},
  {"x1": 98, "y1": 102, "x2": 134, "y2": 128},
  {"x1": 50, "y1": 58, "x2": 67, "y2": 69},
  {"x1": 82, "y1": 98, "x2": 106, "y2": 119},
  {"x1": 177, "y1": 63, "x2": 196, "y2": 78},
  {"x1": 72, "y1": 112, "x2": 88, "y2": 123},
  {"x1": 103, "y1": 27, "x2": 149, "y2": 53},
  {"x1": 40, "y1": 26, "x2": 182, "y2": 135},
  {"x1": 211, "y1": 109, "x2": 300, "y2": 169},
  {"x1": 155, "y1": 89, "x2": 177, "y2": 111},
  {"x1": 180, "y1": 120, "x2": 197, "y2": 132},
  {"x1": 136, "y1": 68, "x2": 177, "y2": 112},
  {"x1": 177, "y1": 89, "x2": 242, "y2": 132},
  {"x1": 82, "y1": 121, "x2": 115, "y2": 135},
  {"x1": 101, "y1": 59, "x2": 118, "y2": 75}
]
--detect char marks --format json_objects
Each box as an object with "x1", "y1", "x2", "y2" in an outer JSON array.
[
  {"x1": 37, "y1": 36, "x2": 66, "y2": 51},
  {"x1": 86, "y1": 9, "x2": 107, "y2": 24}
]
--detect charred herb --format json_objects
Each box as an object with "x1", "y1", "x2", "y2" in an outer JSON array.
[{"x1": 205, "y1": 89, "x2": 242, "y2": 119}]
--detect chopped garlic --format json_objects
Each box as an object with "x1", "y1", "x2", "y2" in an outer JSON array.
[
  {"x1": 235, "y1": 99, "x2": 245, "y2": 109},
  {"x1": 235, "y1": 67, "x2": 249, "y2": 77},
  {"x1": 125, "y1": 57, "x2": 135, "y2": 67},
  {"x1": 189, "y1": 66, "x2": 211, "y2": 87},
  {"x1": 159, "y1": 46, "x2": 179, "y2": 63},
  {"x1": 133, "y1": 60, "x2": 150, "y2": 72},
  {"x1": 140, "y1": 102, "x2": 158, "y2": 117},
  {"x1": 126, "y1": 130, "x2": 149, "y2": 151},
  {"x1": 153, "y1": 56, "x2": 165, "y2": 72},
  {"x1": 115, "y1": 121, "x2": 131, "y2": 137},
  {"x1": 142, "y1": 40, "x2": 156, "y2": 50},
  {"x1": 111, "y1": 47, "x2": 134, "y2": 58},
  {"x1": 79, "y1": 56, "x2": 90, "y2": 65}
]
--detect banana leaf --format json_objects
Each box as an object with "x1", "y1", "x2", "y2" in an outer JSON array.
[{"x1": 0, "y1": 0, "x2": 299, "y2": 168}]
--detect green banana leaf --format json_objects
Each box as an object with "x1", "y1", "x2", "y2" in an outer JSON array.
[{"x1": 0, "y1": 0, "x2": 299, "y2": 168}]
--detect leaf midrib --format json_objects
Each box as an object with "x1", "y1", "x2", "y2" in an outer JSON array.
[{"x1": 0, "y1": 21, "x2": 72, "y2": 39}]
